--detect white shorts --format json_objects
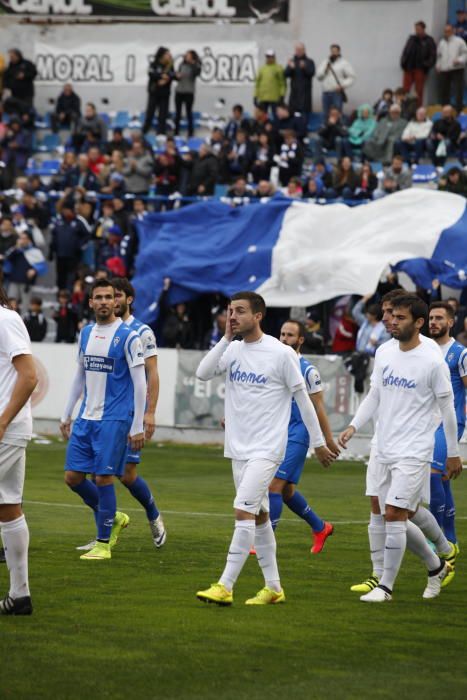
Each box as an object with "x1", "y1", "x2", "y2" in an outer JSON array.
[
  {"x1": 377, "y1": 461, "x2": 430, "y2": 514},
  {"x1": 232, "y1": 458, "x2": 280, "y2": 515},
  {"x1": 365, "y1": 444, "x2": 385, "y2": 497},
  {"x1": 0, "y1": 443, "x2": 26, "y2": 505}
]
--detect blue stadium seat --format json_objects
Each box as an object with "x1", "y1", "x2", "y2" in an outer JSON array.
[
  {"x1": 99, "y1": 113, "x2": 111, "y2": 126},
  {"x1": 174, "y1": 136, "x2": 187, "y2": 149},
  {"x1": 36, "y1": 133, "x2": 61, "y2": 152},
  {"x1": 307, "y1": 112, "x2": 324, "y2": 132},
  {"x1": 431, "y1": 112, "x2": 442, "y2": 122},
  {"x1": 188, "y1": 137, "x2": 204, "y2": 151},
  {"x1": 458, "y1": 113, "x2": 467, "y2": 131},
  {"x1": 412, "y1": 163, "x2": 438, "y2": 183},
  {"x1": 26, "y1": 158, "x2": 60, "y2": 176},
  {"x1": 215, "y1": 184, "x2": 228, "y2": 198},
  {"x1": 34, "y1": 113, "x2": 51, "y2": 129},
  {"x1": 111, "y1": 111, "x2": 130, "y2": 129},
  {"x1": 144, "y1": 133, "x2": 157, "y2": 150},
  {"x1": 370, "y1": 161, "x2": 383, "y2": 173}
]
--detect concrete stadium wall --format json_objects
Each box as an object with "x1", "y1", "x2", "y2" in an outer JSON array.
[{"x1": 0, "y1": 0, "x2": 449, "y2": 115}]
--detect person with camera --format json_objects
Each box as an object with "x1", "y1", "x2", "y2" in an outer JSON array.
[{"x1": 316, "y1": 44, "x2": 356, "y2": 116}]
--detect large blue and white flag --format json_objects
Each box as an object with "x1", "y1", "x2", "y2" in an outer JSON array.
[{"x1": 133, "y1": 189, "x2": 467, "y2": 324}]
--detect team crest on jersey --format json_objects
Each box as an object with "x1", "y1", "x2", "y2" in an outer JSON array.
[
  {"x1": 113, "y1": 336, "x2": 121, "y2": 347},
  {"x1": 447, "y1": 352, "x2": 454, "y2": 362}
]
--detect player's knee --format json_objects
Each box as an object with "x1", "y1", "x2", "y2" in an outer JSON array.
[
  {"x1": 385, "y1": 505, "x2": 407, "y2": 522},
  {"x1": 255, "y1": 511, "x2": 269, "y2": 526},
  {"x1": 65, "y1": 471, "x2": 83, "y2": 488},
  {"x1": 370, "y1": 496, "x2": 381, "y2": 514},
  {"x1": 120, "y1": 467, "x2": 137, "y2": 487},
  {"x1": 234, "y1": 508, "x2": 255, "y2": 521},
  {"x1": 269, "y1": 478, "x2": 285, "y2": 494},
  {"x1": 282, "y1": 483, "x2": 294, "y2": 501}
]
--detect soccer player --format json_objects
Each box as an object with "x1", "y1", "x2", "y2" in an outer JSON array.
[
  {"x1": 60, "y1": 279, "x2": 147, "y2": 561},
  {"x1": 351, "y1": 290, "x2": 458, "y2": 593},
  {"x1": 196, "y1": 292, "x2": 336, "y2": 606},
  {"x1": 0, "y1": 285, "x2": 37, "y2": 615},
  {"x1": 429, "y1": 301, "x2": 467, "y2": 548},
  {"x1": 340, "y1": 294, "x2": 462, "y2": 602},
  {"x1": 77, "y1": 278, "x2": 166, "y2": 550},
  {"x1": 268, "y1": 319, "x2": 339, "y2": 552}
]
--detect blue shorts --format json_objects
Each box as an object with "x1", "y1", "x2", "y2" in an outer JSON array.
[
  {"x1": 431, "y1": 424, "x2": 465, "y2": 473},
  {"x1": 126, "y1": 449, "x2": 141, "y2": 465},
  {"x1": 274, "y1": 441, "x2": 309, "y2": 484},
  {"x1": 65, "y1": 418, "x2": 129, "y2": 476}
]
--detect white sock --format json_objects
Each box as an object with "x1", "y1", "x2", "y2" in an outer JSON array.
[
  {"x1": 406, "y1": 520, "x2": 441, "y2": 571},
  {"x1": 411, "y1": 506, "x2": 451, "y2": 556},
  {"x1": 255, "y1": 520, "x2": 281, "y2": 592},
  {"x1": 368, "y1": 513, "x2": 385, "y2": 578},
  {"x1": 1, "y1": 515, "x2": 30, "y2": 599},
  {"x1": 379, "y1": 520, "x2": 407, "y2": 592},
  {"x1": 219, "y1": 520, "x2": 255, "y2": 591}
]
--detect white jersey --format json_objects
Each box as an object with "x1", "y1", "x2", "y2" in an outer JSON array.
[
  {"x1": 126, "y1": 314, "x2": 158, "y2": 360},
  {"x1": 370, "y1": 335, "x2": 444, "y2": 447},
  {"x1": 216, "y1": 334, "x2": 306, "y2": 461},
  {"x1": 0, "y1": 306, "x2": 33, "y2": 446},
  {"x1": 77, "y1": 319, "x2": 144, "y2": 422},
  {"x1": 371, "y1": 340, "x2": 453, "y2": 463}
]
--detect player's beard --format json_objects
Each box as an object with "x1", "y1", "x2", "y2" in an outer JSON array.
[
  {"x1": 429, "y1": 324, "x2": 449, "y2": 339},
  {"x1": 393, "y1": 322, "x2": 417, "y2": 343},
  {"x1": 115, "y1": 301, "x2": 128, "y2": 318}
]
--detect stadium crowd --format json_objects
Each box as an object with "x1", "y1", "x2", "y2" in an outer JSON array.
[{"x1": 0, "y1": 13, "x2": 467, "y2": 350}]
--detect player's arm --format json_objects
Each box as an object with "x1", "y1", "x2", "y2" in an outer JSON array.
[
  {"x1": 338, "y1": 385, "x2": 380, "y2": 448},
  {"x1": 196, "y1": 305, "x2": 234, "y2": 380},
  {"x1": 293, "y1": 387, "x2": 336, "y2": 467},
  {"x1": 144, "y1": 355, "x2": 159, "y2": 440},
  {"x1": 129, "y1": 363, "x2": 147, "y2": 451},
  {"x1": 0, "y1": 354, "x2": 37, "y2": 442},
  {"x1": 310, "y1": 391, "x2": 340, "y2": 455},
  {"x1": 60, "y1": 364, "x2": 85, "y2": 440},
  {"x1": 436, "y1": 390, "x2": 462, "y2": 480}
]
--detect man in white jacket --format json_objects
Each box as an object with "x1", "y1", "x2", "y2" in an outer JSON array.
[
  {"x1": 316, "y1": 44, "x2": 356, "y2": 116},
  {"x1": 398, "y1": 106, "x2": 433, "y2": 163},
  {"x1": 436, "y1": 24, "x2": 467, "y2": 114}
]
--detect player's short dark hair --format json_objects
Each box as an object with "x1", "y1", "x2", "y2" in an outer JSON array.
[
  {"x1": 112, "y1": 277, "x2": 135, "y2": 300},
  {"x1": 90, "y1": 278, "x2": 115, "y2": 297},
  {"x1": 392, "y1": 294, "x2": 428, "y2": 325},
  {"x1": 285, "y1": 319, "x2": 306, "y2": 338},
  {"x1": 381, "y1": 288, "x2": 406, "y2": 305},
  {"x1": 429, "y1": 301, "x2": 455, "y2": 320},
  {"x1": 230, "y1": 291, "x2": 266, "y2": 319}
]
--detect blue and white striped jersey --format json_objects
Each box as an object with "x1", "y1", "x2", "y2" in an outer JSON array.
[
  {"x1": 441, "y1": 338, "x2": 467, "y2": 428},
  {"x1": 126, "y1": 314, "x2": 158, "y2": 360}
]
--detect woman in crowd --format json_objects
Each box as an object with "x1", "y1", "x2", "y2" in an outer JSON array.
[
  {"x1": 143, "y1": 47, "x2": 175, "y2": 135},
  {"x1": 174, "y1": 50, "x2": 202, "y2": 137}
]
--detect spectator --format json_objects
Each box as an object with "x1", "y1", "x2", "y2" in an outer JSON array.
[
  {"x1": 346, "y1": 104, "x2": 376, "y2": 155},
  {"x1": 20, "y1": 188, "x2": 50, "y2": 231},
  {"x1": 226, "y1": 176, "x2": 254, "y2": 200},
  {"x1": 3, "y1": 49, "x2": 37, "y2": 113},
  {"x1": 111, "y1": 196, "x2": 131, "y2": 236},
  {"x1": 186, "y1": 144, "x2": 218, "y2": 196},
  {"x1": 282, "y1": 176, "x2": 303, "y2": 199},
  {"x1": 51, "y1": 83, "x2": 81, "y2": 132},
  {"x1": 122, "y1": 139, "x2": 154, "y2": 195},
  {"x1": 174, "y1": 50, "x2": 202, "y2": 137},
  {"x1": 331, "y1": 304, "x2": 358, "y2": 354},
  {"x1": 73, "y1": 102, "x2": 108, "y2": 151},
  {"x1": 96, "y1": 224, "x2": 126, "y2": 274},
  {"x1": 65, "y1": 153, "x2": 100, "y2": 191},
  {"x1": 438, "y1": 166, "x2": 467, "y2": 197},
  {"x1": 87, "y1": 145, "x2": 106, "y2": 178},
  {"x1": 427, "y1": 104, "x2": 461, "y2": 166},
  {"x1": 106, "y1": 127, "x2": 131, "y2": 156},
  {"x1": 455, "y1": 9, "x2": 467, "y2": 43},
  {"x1": 254, "y1": 179, "x2": 276, "y2": 198},
  {"x1": 393, "y1": 87, "x2": 417, "y2": 121},
  {"x1": 204, "y1": 308, "x2": 227, "y2": 349},
  {"x1": 250, "y1": 132, "x2": 274, "y2": 182},
  {"x1": 0, "y1": 117, "x2": 33, "y2": 188},
  {"x1": 254, "y1": 49, "x2": 286, "y2": 115},
  {"x1": 250, "y1": 105, "x2": 274, "y2": 138},
  {"x1": 363, "y1": 103, "x2": 407, "y2": 164},
  {"x1": 300, "y1": 313, "x2": 325, "y2": 354},
  {"x1": 304, "y1": 157, "x2": 334, "y2": 198},
  {"x1": 162, "y1": 303, "x2": 194, "y2": 348},
  {"x1": 436, "y1": 24, "x2": 467, "y2": 114},
  {"x1": 143, "y1": 46, "x2": 175, "y2": 135},
  {"x1": 225, "y1": 129, "x2": 255, "y2": 179},
  {"x1": 397, "y1": 106, "x2": 433, "y2": 163},
  {"x1": 446, "y1": 296, "x2": 466, "y2": 338},
  {"x1": 383, "y1": 154, "x2": 413, "y2": 190},
  {"x1": 352, "y1": 296, "x2": 388, "y2": 355},
  {"x1": 53, "y1": 289, "x2": 79, "y2": 343},
  {"x1": 373, "y1": 88, "x2": 394, "y2": 120},
  {"x1": 154, "y1": 147, "x2": 180, "y2": 203},
  {"x1": 50, "y1": 204, "x2": 90, "y2": 290},
  {"x1": 311, "y1": 106, "x2": 348, "y2": 158},
  {"x1": 275, "y1": 129, "x2": 304, "y2": 185},
  {"x1": 274, "y1": 103, "x2": 307, "y2": 141},
  {"x1": 400, "y1": 21, "x2": 437, "y2": 106},
  {"x1": 3, "y1": 230, "x2": 47, "y2": 306},
  {"x1": 284, "y1": 42, "x2": 315, "y2": 119},
  {"x1": 353, "y1": 162, "x2": 378, "y2": 200},
  {"x1": 316, "y1": 44, "x2": 356, "y2": 116},
  {"x1": 331, "y1": 156, "x2": 359, "y2": 199},
  {"x1": 23, "y1": 296, "x2": 47, "y2": 342},
  {"x1": 456, "y1": 316, "x2": 467, "y2": 347},
  {"x1": 224, "y1": 104, "x2": 252, "y2": 142}
]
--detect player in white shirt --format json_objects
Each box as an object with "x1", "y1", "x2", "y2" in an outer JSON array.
[
  {"x1": 76, "y1": 278, "x2": 166, "y2": 552},
  {"x1": 0, "y1": 285, "x2": 38, "y2": 615},
  {"x1": 340, "y1": 294, "x2": 462, "y2": 602},
  {"x1": 350, "y1": 290, "x2": 457, "y2": 594},
  {"x1": 196, "y1": 291, "x2": 336, "y2": 606},
  {"x1": 61, "y1": 280, "x2": 147, "y2": 561}
]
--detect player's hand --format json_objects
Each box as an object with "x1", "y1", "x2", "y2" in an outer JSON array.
[
  {"x1": 338, "y1": 425, "x2": 355, "y2": 449},
  {"x1": 446, "y1": 456, "x2": 463, "y2": 480},
  {"x1": 315, "y1": 445, "x2": 336, "y2": 468},
  {"x1": 326, "y1": 438, "x2": 340, "y2": 457},
  {"x1": 224, "y1": 305, "x2": 234, "y2": 341},
  {"x1": 60, "y1": 418, "x2": 71, "y2": 441},
  {"x1": 144, "y1": 412, "x2": 156, "y2": 440},
  {"x1": 129, "y1": 432, "x2": 145, "y2": 451}
]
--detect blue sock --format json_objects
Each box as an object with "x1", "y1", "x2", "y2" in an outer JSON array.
[
  {"x1": 430, "y1": 472, "x2": 446, "y2": 529},
  {"x1": 96, "y1": 483, "x2": 116, "y2": 542},
  {"x1": 442, "y1": 479, "x2": 457, "y2": 544},
  {"x1": 269, "y1": 493, "x2": 283, "y2": 531},
  {"x1": 70, "y1": 478, "x2": 99, "y2": 516},
  {"x1": 125, "y1": 476, "x2": 159, "y2": 521},
  {"x1": 285, "y1": 490, "x2": 324, "y2": 533}
]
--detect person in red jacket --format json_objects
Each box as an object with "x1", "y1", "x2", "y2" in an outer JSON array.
[{"x1": 331, "y1": 304, "x2": 358, "y2": 354}]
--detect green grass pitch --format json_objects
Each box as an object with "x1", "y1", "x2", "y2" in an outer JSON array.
[{"x1": 1, "y1": 441, "x2": 466, "y2": 699}]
